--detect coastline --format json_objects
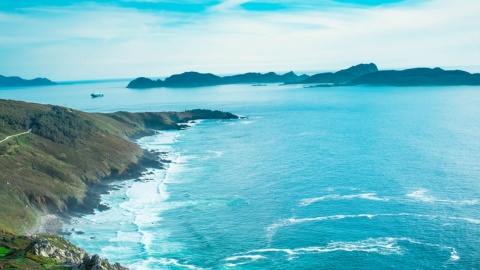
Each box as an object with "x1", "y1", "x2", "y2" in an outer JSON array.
[
  {"x1": 30, "y1": 120, "x2": 204, "y2": 237},
  {"x1": 32, "y1": 142, "x2": 168, "y2": 236}
]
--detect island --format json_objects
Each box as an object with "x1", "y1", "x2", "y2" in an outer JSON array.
[
  {"x1": 0, "y1": 75, "x2": 57, "y2": 87},
  {"x1": 287, "y1": 63, "x2": 378, "y2": 85},
  {"x1": 127, "y1": 70, "x2": 309, "y2": 88},
  {"x1": 348, "y1": 67, "x2": 480, "y2": 86},
  {"x1": 0, "y1": 99, "x2": 238, "y2": 269},
  {"x1": 127, "y1": 64, "x2": 480, "y2": 88}
]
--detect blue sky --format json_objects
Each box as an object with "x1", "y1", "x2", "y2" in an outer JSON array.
[{"x1": 0, "y1": 0, "x2": 479, "y2": 80}]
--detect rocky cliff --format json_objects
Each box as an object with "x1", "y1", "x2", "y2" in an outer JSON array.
[
  {"x1": 0, "y1": 232, "x2": 128, "y2": 269},
  {"x1": 0, "y1": 99, "x2": 238, "y2": 234}
]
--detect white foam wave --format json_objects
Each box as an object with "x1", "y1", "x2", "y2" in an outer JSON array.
[
  {"x1": 407, "y1": 189, "x2": 478, "y2": 205},
  {"x1": 266, "y1": 214, "x2": 376, "y2": 240},
  {"x1": 449, "y1": 217, "x2": 480, "y2": 224},
  {"x1": 241, "y1": 120, "x2": 255, "y2": 125},
  {"x1": 241, "y1": 237, "x2": 404, "y2": 260},
  {"x1": 206, "y1": 150, "x2": 223, "y2": 158},
  {"x1": 232, "y1": 237, "x2": 459, "y2": 264},
  {"x1": 225, "y1": 255, "x2": 267, "y2": 267},
  {"x1": 267, "y1": 212, "x2": 480, "y2": 241},
  {"x1": 225, "y1": 255, "x2": 267, "y2": 261},
  {"x1": 130, "y1": 257, "x2": 204, "y2": 270},
  {"x1": 109, "y1": 231, "x2": 142, "y2": 243},
  {"x1": 300, "y1": 193, "x2": 389, "y2": 206}
]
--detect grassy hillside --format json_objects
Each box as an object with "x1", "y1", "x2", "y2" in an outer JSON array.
[{"x1": 0, "y1": 99, "x2": 237, "y2": 233}]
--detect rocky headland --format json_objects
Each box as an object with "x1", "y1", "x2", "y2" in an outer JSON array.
[{"x1": 0, "y1": 99, "x2": 238, "y2": 268}]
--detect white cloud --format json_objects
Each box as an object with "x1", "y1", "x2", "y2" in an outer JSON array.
[{"x1": 0, "y1": 0, "x2": 479, "y2": 80}]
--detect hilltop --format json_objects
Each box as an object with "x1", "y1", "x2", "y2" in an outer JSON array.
[
  {"x1": 290, "y1": 63, "x2": 378, "y2": 85},
  {"x1": 0, "y1": 75, "x2": 56, "y2": 87}
]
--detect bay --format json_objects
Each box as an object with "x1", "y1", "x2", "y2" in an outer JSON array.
[{"x1": 2, "y1": 81, "x2": 480, "y2": 269}]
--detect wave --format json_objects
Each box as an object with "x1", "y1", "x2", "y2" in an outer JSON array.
[
  {"x1": 226, "y1": 237, "x2": 459, "y2": 266},
  {"x1": 225, "y1": 255, "x2": 267, "y2": 267},
  {"x1": 300, "y1": 193, "x2": 389, "y2": 206},
  {"x1": 267, "y1": 213, "x2": 480, "y2": 241},
  {"x1": 130, "y1": 257, "x2": 204, "y2": 270},
  {"x1": 407, "y1": 189, "x2": 478, "y2": 205}
]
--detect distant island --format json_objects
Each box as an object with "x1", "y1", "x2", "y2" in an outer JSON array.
[
  {"x1": 0, "y1": 75, "x2": 57, "y2": 87},
  {"x1": 348, "y1": 67, "x2": 480, "y2": 86},
  {"x1": 127, "y1": 71, "x2": 309, "y2": 88},
  {"x1": 127, "y1": 63, "x2": 480, "y2": 88},
  {"x1": 287, "y1": 63, "x2": 379, "y2": 85},
  {"x1": 0, "y1": 99, "x2": 237, "y2": 269}
]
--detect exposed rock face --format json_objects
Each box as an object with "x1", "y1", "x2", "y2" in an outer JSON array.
[
  {"x1": 0, "y1": 75, "x2": 57, "y2": 87},
  {"x1": 30, "y1": 237, "x2": 86, "y2": 264},
  {"x1": 297, "y1": 63, "x2": 379, "y2": 84},
  {"x1": 349, "y1": 67, "x2": 480, "y2": 86},
  {"x1": 29, "y1": 236, "x2": 129, "y2": 270}
]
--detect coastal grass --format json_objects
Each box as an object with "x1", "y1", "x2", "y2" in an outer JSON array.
[
  {"x1": 0, "y1": 231, "x2": 76, "y2": 269},
  {"x1": 0, "y1": 99, "x2": 237, "y2": 234},
  {"x1": 0, "y1": 247, "x2": 10, "y2": 258}
]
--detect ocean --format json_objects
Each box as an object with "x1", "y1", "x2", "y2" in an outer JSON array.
[{"x1": 2, "y1": 81, "x2": 480, "y2": 269}]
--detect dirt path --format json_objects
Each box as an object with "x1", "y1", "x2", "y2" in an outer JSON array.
[{"x1": 0, "y1": 129, "x2": 32, "y2": 144}]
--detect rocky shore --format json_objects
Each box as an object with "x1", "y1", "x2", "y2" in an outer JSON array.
[{"x1": 0, "y1": 100, "x2": 239, "y2": 268}]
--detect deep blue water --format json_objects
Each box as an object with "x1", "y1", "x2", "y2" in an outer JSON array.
[{"x1": 2, "y1": 82, "x2": 480, "y2": 269}]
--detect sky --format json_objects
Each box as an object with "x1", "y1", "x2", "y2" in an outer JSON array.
[{"x1": 0, "y1": 0, "x2": 479, "y2": 81}]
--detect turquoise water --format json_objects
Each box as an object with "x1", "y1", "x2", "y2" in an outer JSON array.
[{"x1": 2, "y1": 82, "x2": 480, "y2": 269}]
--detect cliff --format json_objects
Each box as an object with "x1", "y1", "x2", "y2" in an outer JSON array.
[
  {"x1": 0, "y1": 232, "x2": 128, "y2": 269},
  {"x1": 0, "y1": 75, "x2": 57, "y2": 87},
  {"x1": 0, "y1": 99, "x2": 238, "y2": 234},
  {"x1": 349, "y1": 67, "x2": 480, "y2": 86}
]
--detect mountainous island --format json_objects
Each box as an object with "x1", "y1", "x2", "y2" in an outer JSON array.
[
  {"x1": 348, "y1": 67, "x2": 480, "y2": 86},
  {"x1": 127, "y1": 63, "x2": 480, "y2": 88},
  {"x1": 127, "y1": 71, "x2": 309, "y2": 88},
  {"x1": 0, "y1": 75, "x2": 57, "y2": 87},
  {"x1": 0, "y1": 99, "x2": 238, "y2": 269}
]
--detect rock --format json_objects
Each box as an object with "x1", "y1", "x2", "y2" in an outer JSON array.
[{"x1": 29, "y1": 236, "x2": 129, "y2": 270}]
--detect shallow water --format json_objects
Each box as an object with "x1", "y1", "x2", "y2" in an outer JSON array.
[{"x1": 3, "y1": 82, "x2": 480, "y2": 269}]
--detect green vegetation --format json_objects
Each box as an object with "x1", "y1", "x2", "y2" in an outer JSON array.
[
  {"x1": 0, "y1": 99, "x2": 237, "y2": 268},
  {"x1": 0, "y1": 99, "x2": 237, "y2": 234},
  {"x1": 0, "y1": 231, "x2": 78, "y2": 269},
  {"x1": 0, "y1": 247, "x2": 11, "y2": 258}
]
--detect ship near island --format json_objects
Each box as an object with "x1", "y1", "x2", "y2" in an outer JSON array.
[{"x1": 1, "y1": 0, "x2": 480, "y2": 269}]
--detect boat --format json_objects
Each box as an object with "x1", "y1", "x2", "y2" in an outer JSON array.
[{"x1": 91, "y1": 93, "x2": 104, "y2": 98}]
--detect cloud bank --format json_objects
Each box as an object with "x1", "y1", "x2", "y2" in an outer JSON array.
[{"x1": 0, "y1": 0, "x2": 479, "y2": 80}]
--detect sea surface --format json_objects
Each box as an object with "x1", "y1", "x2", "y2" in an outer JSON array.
[{"x1": 2, "y1": 81, "x2": 480, "y2": 269}]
